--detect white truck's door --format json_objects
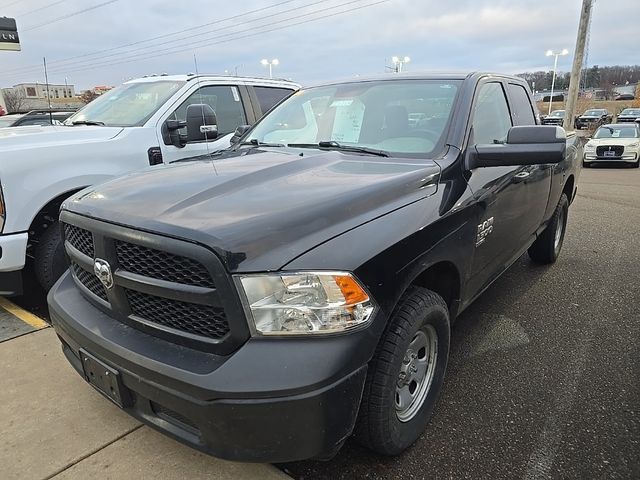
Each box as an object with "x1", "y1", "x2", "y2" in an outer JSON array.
[{"x1": 157, "y1": 84, "x2": 247, "y2": 163}]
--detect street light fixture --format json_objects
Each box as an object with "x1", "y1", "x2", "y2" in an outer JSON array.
[
  {"x1": 545, "y1": 48, "x2": 569, "y2": 115},
  {"x1": 391, "y1": 55, "x2": 411, "y2": 73},
  {"x1": 260, "y1": 58, "x2": 279, "y2": 78}
]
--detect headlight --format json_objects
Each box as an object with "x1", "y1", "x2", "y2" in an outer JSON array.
[
  {"x1": 585, "y1": 143, "x2": 595, "y2": 150},
  {"x1": 237, "y1": 272, "x2": 375, "y2": 335},
  {"x1": 627, "y1": 142, "x2": 639, "y2": 148}
]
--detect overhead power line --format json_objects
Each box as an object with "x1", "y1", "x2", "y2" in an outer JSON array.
[
  {"x1": 40, "y1": 0, "x2": 328, "y2": 72},
  {"x1": 44, "y1": 0, "x2": 391, "y2": 77},
  {"x1": 22, "y1": 0, "x2": 119, "y2": 32},
  {"x1": 3, "y1": 0, "x2": 300, "y2": 76},
  {"x1": 1, "y1": 0, "x2": 25, "y2": 8},
  {"x1": 16, "y1": 0, "x2": 67, "y2": 18}
]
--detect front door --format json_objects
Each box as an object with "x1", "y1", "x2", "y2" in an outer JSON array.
[
  {"x1": 159, "y1": 84, "x2": 249, "y2": 163},
  {"x1": 465, "y1": 81, "x2": 530, "y2": 295}
]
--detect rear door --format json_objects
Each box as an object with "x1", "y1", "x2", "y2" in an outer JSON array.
[{"x1": 505, "y1": 82, "x2": 552, "y2": 237}]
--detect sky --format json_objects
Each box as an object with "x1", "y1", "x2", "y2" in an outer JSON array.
[{"x1": 0, "y1": 0, "x2": 638, "y2": 90}]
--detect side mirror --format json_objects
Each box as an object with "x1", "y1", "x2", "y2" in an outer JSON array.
[
  {"x1": 186, "y1": 103, "x2": 218, "y2": 143},
  {"x1": 469, "y1": 125, "x2": 566, "y2": 169},
  {"x1": 230, "y1": 124, "x2": 251, "y2": 145}
]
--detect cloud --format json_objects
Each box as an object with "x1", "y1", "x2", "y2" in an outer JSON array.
[{"x1": 0, "y1": 0, "x2": 637, "y2": 89}]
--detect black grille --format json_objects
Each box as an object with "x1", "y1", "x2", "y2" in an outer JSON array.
[
  {"x1": 151, "y1": 401, "x2": 199, "y2": 433},
  {"x1": 596, "y1": 145, "x2": 624, "y2": 157},
  {"x1": 115, "y1": 241, "x2": 214, "y2": 288},
  {"x1": 71, "y1": 262, "x2": 108, "y2": 302},
  {"x1": 126, "y1": 289, "x2": 229, "y2": 340},
  {"x1": 65, "y1": 224, "x2": 94, "y2": 258}
]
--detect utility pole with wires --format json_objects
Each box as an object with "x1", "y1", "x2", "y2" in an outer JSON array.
[{"x1": 564, "y1": 0, "x2": 594, "y2": 131}]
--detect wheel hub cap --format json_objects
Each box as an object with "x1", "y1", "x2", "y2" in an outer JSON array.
[{"x1": 395, "y1": 325, "x2": 438, "y2": 422}]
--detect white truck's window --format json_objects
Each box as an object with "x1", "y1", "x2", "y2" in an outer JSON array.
[
  {"x1": 248, "y1": 80, "x2": 461, "y2": 156},
  {"x1": 170, "y1": 85, "x2": 246, "y2": 136},
  {"x1": 66, "y1": 81, "x2": 184, "y2": 127},
  {"x1": 472, "y1": 83, "x2": 512, "y2": 144},
  {"x1": 253, "y1": 86, "x2": 293, "y2": 114}
]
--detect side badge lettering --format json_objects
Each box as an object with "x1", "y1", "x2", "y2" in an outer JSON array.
[{"x1": 476, "y1": 217, "x2": 494, "y2": 246}]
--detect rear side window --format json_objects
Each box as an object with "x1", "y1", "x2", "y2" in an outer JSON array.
[
  {"x1": 253, "y1": 87, "x2": 293, "y2": 115},
  {"x1": 472, "y1": 82, "x2": 512, "y2": 145},
  {"x1": 507, "y1": 83, "x2": 536, "y2": 126}
]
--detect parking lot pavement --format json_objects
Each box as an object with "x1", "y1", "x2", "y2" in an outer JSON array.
[
  {"x1": 284, "y1": 166, "x2": 640, "y2": 479},
  {"x1": 0, "y1": 321, "x2": 288, "y2": 480}
]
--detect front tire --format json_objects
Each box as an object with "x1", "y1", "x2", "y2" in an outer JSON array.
[
  {"x1": 354, "y1": 287, "x2": 450, "y2": 455},
  {"x1": 528, "y1": 193, "x2": 569, "y2": 264},
  {"x1": 34, "y1": 221, "x2": 67, "y2": 291}
]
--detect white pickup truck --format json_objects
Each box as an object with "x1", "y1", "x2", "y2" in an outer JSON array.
[{"x1": 0, "y1": 75, "x2": 299, "y2": 295}]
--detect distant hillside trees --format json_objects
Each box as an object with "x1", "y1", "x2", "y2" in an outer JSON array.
[{"x1": 518, "y1": 65, "x2": 640, "y2": 92}]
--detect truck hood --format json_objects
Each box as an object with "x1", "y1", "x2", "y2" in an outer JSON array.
[
  {"x1": 0, "y1": 125, "x2": 123, "y2": 151},
  {"x1": 65, "y1": 148, "x2": 440, "y2": 272}
]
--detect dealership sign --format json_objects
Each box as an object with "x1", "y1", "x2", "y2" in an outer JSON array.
[{"x1": 0, "y1": 17, "x2": 20, "y2": 51}]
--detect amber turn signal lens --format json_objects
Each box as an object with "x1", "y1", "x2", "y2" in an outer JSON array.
[{"x1": 334, "y1": 275, "x2": 369, "y2": 305}]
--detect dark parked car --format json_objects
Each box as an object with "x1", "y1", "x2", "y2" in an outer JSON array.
[
  {"x1": 616, "y1": 108, "x2": 640, "y2": 123},
  {"x1": 0, "y1": 109, "x2": 76, "y2": 127},
  {"x1": 541, "y1": 109, "x2": 565, "y2": 125},
  {"x1": 576, "y1": 108, "x2": 613, "y2": 129},
  {"x1": 49, "y1": 72, "x2": 581, "y2": 463}
]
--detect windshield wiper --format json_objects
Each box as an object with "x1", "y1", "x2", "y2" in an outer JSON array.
[
  {"x1": 70, "y1": 120, "x2": 105, "y2": 126},
  {"x1": 239, "y1": 138, "x2": 285, "y2": 147},
  {"x1": 288, "y1": 140, "x2": 390, "y2": 157}
]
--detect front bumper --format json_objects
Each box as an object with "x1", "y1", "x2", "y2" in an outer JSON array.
[
  {"x1": 584, "y1": 151, "x2": 638, "y2": 163},
  {"x1": 0, "y1": 232, "x2": 28, "y2": 295},
  {"x1": 49, "y1": 272, "x2": 371, "y2": 462}
]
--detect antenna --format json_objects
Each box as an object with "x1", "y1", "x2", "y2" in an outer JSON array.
[{"x1": 193, "y1": 53, "x2": 218, "y2": 174}]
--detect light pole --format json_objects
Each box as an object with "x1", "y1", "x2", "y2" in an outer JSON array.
[
  {"x1": 260, "y1": 58, "x2": 279, "y2": 78},
  {"x1": 391, "y1": 56, "x2": 411, "y2": 73},
  {"x1": 545, "y1": 49, "x2": 569, "y2": 115}
]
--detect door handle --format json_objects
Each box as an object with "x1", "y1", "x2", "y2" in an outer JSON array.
[{"x1": 514, "y1": 171, "x2": 530, "y2": 179}]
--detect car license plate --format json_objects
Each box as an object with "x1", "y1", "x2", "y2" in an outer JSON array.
[
  {"x1": 79, "y1": 349, "x2": 130, "y2": 407},
  {"x1": 603, "y1": 150, "x2": 616, "y2": 157}
]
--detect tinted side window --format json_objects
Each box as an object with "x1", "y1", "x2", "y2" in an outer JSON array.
[
  {"x1": 253, "y1": 87, "x2": 293, "y2": 114},
  {"x1": 171, "y1": 85, "x2": 246, "y2": 136},
  {"x1": 472, "y1": 82, "x2": 512, "y2": 144},
  {"x1": 507, "y1": 83, "x2": 536, "y2": 125}
]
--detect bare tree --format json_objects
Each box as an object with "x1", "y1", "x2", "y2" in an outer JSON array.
[
  {"x1": 80, "y1": 90, "x2": 100, "y2": 104},
  {"x1": 2, "y1": 88, "x2": 26, "y2": 113}
]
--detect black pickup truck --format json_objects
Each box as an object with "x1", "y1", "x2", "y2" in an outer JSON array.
[{"x1": 49, "y1": 73, "x2": 581, "y2": 463}]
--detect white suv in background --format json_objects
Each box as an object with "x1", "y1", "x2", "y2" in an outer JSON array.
[{"x1": 0, "y1": 75, "x2": 299, "y2": 295}]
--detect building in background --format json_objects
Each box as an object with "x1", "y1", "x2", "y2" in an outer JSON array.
[{"x1": 0, "y1": 82, "x2": 83, "y2": 112}]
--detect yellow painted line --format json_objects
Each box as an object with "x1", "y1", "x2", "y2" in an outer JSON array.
[{"x1": 0, "y1": 297, "x2": 49, "y2": 330}]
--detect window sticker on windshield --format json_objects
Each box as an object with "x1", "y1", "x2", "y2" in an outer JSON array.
[
  {"x1": 231, "y1": 87, "x2": 240, "y2": 102},
  {"x1": 612, "y1": 130, "x2": 621, "y2": 137},
  {"x1": 331, "y1": 99, "x2": 365, "y2": 143},
  {"x1": 330, "y1": 99, "x2": 354, "y2": 108}
]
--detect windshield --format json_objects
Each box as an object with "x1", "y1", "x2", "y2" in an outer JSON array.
[
  {"x1": 245, "y1": 79, "x2": 461, "y2": 157},
  {"x1": 550, "y1": 110, "x2": 564, "y2": 117},
  {"x1": 65, "y1": 80, "x2": 185, "y2": 127},
  {"x1": 621, "y1": 109, "x2": 640, "y2": 116},
  {"x1": 593, "y1": 126, "x2": 638, "y2": 139},
  {"x1": 584, "y1": 109, "x2": 605, "y2": 116}
]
